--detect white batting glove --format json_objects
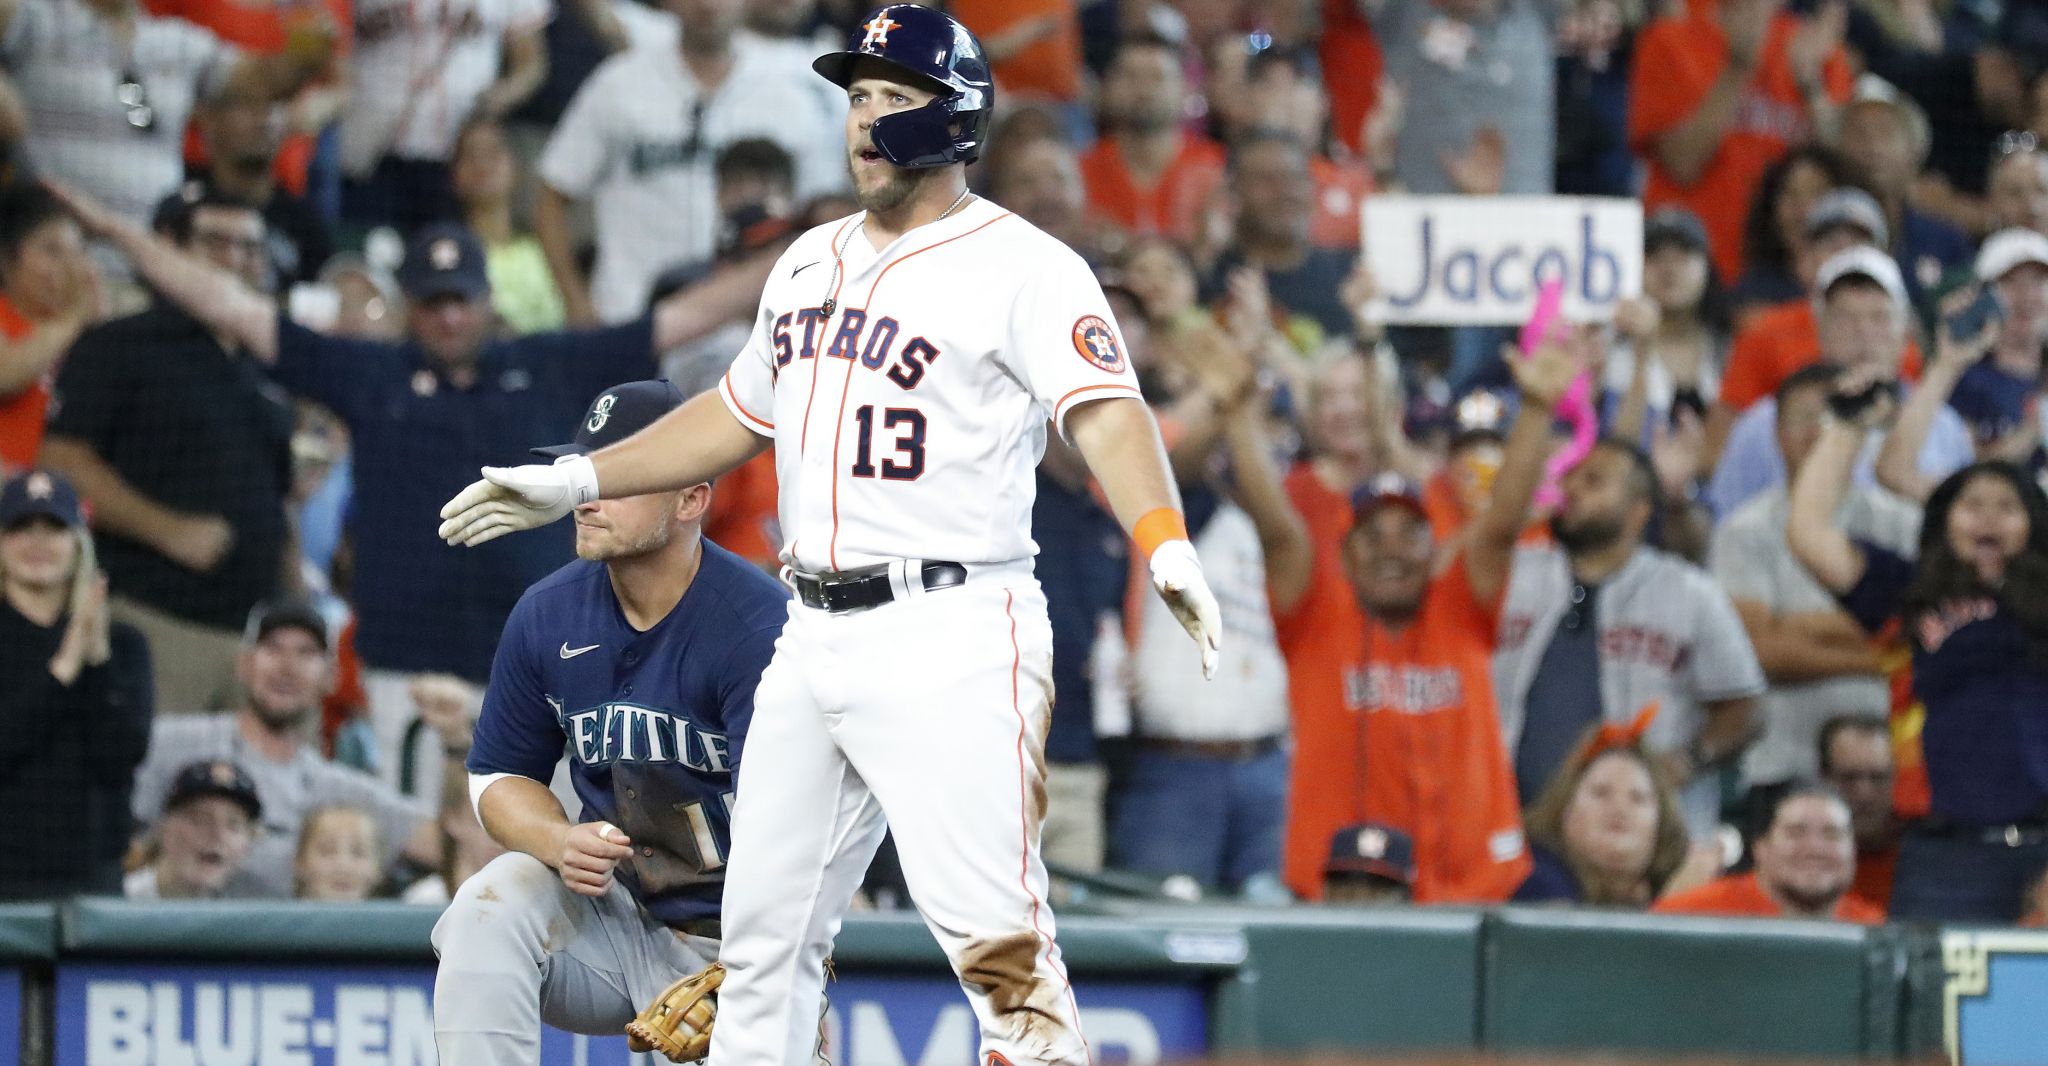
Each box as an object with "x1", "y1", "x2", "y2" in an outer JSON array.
[
  {"x1": 1148, "y1": 539, "x2": 1222, "y2": 679},
  {"x1": 437, "y1": 455, "x2": 599, "y2": 547}
]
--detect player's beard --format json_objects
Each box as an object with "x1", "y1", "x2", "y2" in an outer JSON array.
[
  {"x1": 850, "y1": 156, "x2": 924, "y2": 214},
  {"x1": 577, "y1": 519, "x2": 676, "y2": 563}
]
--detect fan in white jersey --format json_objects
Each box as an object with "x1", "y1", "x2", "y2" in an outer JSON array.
[
  {"x1": 437, "y1": 7, "x2": 1220, "y2": 1065},
  {"x1": 535, "y1": 0, "x2": 846, "y2": 326}
]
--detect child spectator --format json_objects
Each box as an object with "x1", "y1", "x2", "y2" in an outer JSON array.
[
  {"x1": 1653, "y1": 782, "x2": 1882, "y2": 922},
  {"x1": 0, "y1": 469, "x2": 152, "y2": 900},
  {"x1": 126, "y1": 759, "x2": 260, "y2": 899},
  {"x1": 294, "y1": 804, "x2": 382, "y2": 901},
  {"x1": 1321, "y1": 823, "x2": 1415, "y2": 906}
]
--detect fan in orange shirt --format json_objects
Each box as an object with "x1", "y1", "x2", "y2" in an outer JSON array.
[
  {"x1": 1082, "y1": 35, "x2": 1227, "y2": 244},
  {"x1": 703, "y1": 451, "x2": 781, "y2": 571},
  {"x1": 1254, "y1": 342, "x2": 1582, "y2": 903},
  {"x1": 1629, "y1": 0, "x2": 1852, "y2": 283},
  {"x1": 0, "y1": 186, "x2": 100, "y2": 475},
  {"x1": 951, "y1": 0, "x2": 1082, "y2": 107},
  {"x1": 1654, "y1": 783, "x2": 1884, "y2": 923}
]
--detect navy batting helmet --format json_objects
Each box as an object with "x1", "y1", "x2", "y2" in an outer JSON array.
[{"x1": 813, "y1": 5, "x2": 993, "y2": 169}]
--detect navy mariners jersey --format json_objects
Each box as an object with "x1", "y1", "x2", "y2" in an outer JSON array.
[{"x1": 469, "y1": 539, "x2": 790, "y2": 926}]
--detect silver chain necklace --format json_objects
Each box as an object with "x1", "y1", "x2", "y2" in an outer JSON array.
[{"x1": 822, "y1": 190, "x2": 973, "y2": 317}]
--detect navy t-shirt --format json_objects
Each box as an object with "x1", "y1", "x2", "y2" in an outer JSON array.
[
  {"x1": 270, "y1": 315, "x2": 656, "y2": 678},
  {"x1": 1839, "y1": 541, "x2": 2048, "y2": 825},
  {"x1": 1948, "y1": 362, "x2": 2036, "y2": 447},
  {"x1": 469, "y1": 540, "x2": 789, "y2": 926}
]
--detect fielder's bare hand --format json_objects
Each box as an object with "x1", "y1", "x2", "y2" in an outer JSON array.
[{"x1": 557, "y1": 821, "x2": 633, "y2": 898}]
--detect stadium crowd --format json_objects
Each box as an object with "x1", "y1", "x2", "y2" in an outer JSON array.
[{"x1": 1, "y1": 0, "x2": 2047, "y2": 929}]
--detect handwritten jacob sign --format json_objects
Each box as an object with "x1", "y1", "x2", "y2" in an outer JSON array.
[{"x1": 1363, "y1": 196, "x2": 1643, "y2": 326}]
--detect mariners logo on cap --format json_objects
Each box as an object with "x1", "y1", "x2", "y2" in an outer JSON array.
[
  {"x1": 861, "y1": 14, "x2": 901, "y2": 47},
  {"x1": 25, "y1": 472, "x2": 53, "y2": 500},
  {"x1": 1071, "y1": 316, "x2": 1124, "y2": 373},
  {"x1": 429, "y1": 238, "x2": 461, "y2": 271},
  {"x1": 587, "y1": 394, "x2": 616, "y2": 432}
]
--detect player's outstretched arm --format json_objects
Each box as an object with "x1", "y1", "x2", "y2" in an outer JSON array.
[
  {"x1": 438, "y1": 389, "x2": 769, "y2": 547},
  {"x1": 475, "y1": 774, "x2": 634, "y2": 898},
  {"x1": 1066, "y1": 395, "x2": 1223, "y2": 678}
]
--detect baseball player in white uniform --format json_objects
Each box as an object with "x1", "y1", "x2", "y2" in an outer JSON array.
[{"x1": 437, "y1": 8, "x2": 1221, "y2": 1065}]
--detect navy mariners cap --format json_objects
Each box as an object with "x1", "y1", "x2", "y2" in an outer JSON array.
[
  {"x1": 0, "y1": 469, "x2": 84, "y2": 529},
  {"x1": 534, "y1": 380, "x2": 686, "y2": 459},
  {"x1": 396, "y1": 223, "x2": 489, "y2": 301},
  {"x1": 1325, "y1": 822, "x2": 1416, "y2": 884},
  {"x1": 243, "y1": 598, "x2": 330, "y2": 651},
  {"x1": 165, "y1": 759, "x2": 263, "y2": 821}
]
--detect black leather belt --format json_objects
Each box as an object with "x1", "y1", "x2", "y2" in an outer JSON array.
[
  {"x1": 792, "y1": 560, "x2": 968, "y2": 613},
  {"x1": 1917, "y1": 817, "x2": 2048, "y2": 847},
  {"x1": 1134, "y1": 735, "x2": 1284, "y2": 760}
]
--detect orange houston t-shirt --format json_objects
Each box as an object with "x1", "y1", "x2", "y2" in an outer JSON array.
[
  {"x1": 1079, "y1": 133, "x2": 1227, "y2": 244},
  {"x1": 1717, "y1": 299, "x2": 1924, "y2": 412},
  {"x1": 1653, "y1": 871, "x2": 1885, "y2": 923},
  {"x1": 1629, "y1": 0, "x2": 1851, "y2": 281},
  {"x1": 951, "y1": 0, "x2": 1082, "y2": 103},
  {"x1": 0, "y1": 294, "x2": 49, "y2": 473},
  {"x1": 1275, "y1": 466, "x2": 1531, "y2": 904}
]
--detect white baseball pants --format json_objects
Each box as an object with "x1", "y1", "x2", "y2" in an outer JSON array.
[{"x1": 710, "y1": 563, "x2": 1090, "y2": 1066}]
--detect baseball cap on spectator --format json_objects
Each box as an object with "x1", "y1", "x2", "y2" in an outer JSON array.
[
  {"x1": 242, "y1": 598, "x2": 330, "y2": 651},
  {"x1": 1325, "y1": 822, "x2": 1417, "y2": 886},
  {"x1": 1975, "y1": 227, "x2": 2048, "y2": 282},
  {"x1": 1643, "y1": 207, "x2": 1710, "y2": 257},
  {"x1": 1803, "y1": 188, "x2": 1890, "y2": 249},
  {"x1": 1815, "y1": 246, "x2": 1909, "y2": 309},
  {"x1": 150, "y1": 180, "x2": 258, "y2": 241},
  {"x1": 534, "y1": 380, "x2": 686, "y2": 458},
  {"x1": 396, "y1": 223, "x2": 489, "y2": 301},
  {"x1": 1351, "y1": 472, "x2": 1428, "y2": 524},
  {"x1": 164, "y1": 759, "x2": 263, "y2": 821},
  {"x1": 0, "y1": 469, "x2": 84, "y2": 529}
]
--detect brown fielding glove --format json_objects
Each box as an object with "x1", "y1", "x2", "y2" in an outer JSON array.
[{"x1": 625, "y1": 963, "x2": 724, "y2": 1062}]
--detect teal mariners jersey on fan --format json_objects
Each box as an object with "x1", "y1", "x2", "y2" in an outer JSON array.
[{"x1": 466, "y1": 540, "x2": 789, "y2": 925}]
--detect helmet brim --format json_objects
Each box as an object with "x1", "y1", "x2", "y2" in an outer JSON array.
[{"x1": 813, "y1": 51, "x2": 952, "y2": 95}]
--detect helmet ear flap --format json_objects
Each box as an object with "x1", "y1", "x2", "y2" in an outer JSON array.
[{"x1": 869, "y1": 92, "x2": 984, "y2": 168}]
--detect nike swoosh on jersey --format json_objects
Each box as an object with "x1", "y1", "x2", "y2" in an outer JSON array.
[
  {"x1": 791, "y1": 261, "x2": 821, "y2": 278},
  {"x1": 560, "y1": 642, "x2": 601, "y2": 659}
]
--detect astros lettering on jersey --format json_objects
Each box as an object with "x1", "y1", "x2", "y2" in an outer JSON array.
[{"x1": 719, "y1": 197, "x2": 1143, "y2": 572}]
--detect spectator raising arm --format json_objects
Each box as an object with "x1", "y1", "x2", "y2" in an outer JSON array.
[
  {"x1": 1877, "y1": 305, "x2": 1997, "y2": 504},
  {"x1": 1220, "y1": 387, "x2": 1314, "y2": 616},
  {"x1": 46, "y1": 182, "x2": 280, "y2": 362},
  {"x1": 1789, "y1": 374, "x2": 1894, "y2": 595},
  {"x1": 1469, "y1": 339, "x2": 1581, "y2": 603},
  {"x1": 533, "y1": 184, "x2": 596, "y2": 328}
]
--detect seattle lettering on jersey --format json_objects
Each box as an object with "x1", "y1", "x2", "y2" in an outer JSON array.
[
  {"x1": 771, "y1": 307, "x2": 941, "y2": 389},
  {"x1": 558, "y1": 699, "x2": 732, "y2": 772}
]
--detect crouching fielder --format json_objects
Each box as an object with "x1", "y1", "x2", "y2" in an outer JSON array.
[{"x1": 431, "y1": 381, "x2": 790, "y2": 1064}]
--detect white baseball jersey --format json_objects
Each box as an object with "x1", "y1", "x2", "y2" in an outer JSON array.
[
  {"x1": 719, "y1": 198, "x2": 1141, "y2": 574},
  {"x1": 341, "y1": 0, "x2": 553, "y2": 175},
  {"x1": 1, "y1": 1, "x2": 237, "y2": 230},
  {"x1": 538, "y1": 34, "x2": 847, "y2": 322}
]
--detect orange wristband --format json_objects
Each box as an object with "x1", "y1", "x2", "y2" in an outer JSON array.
[{"x1": 1133, "y1": 507, "x2": 1189, "y2": 561}]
